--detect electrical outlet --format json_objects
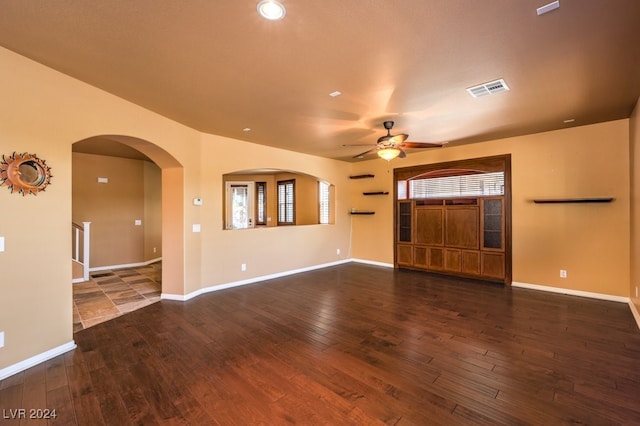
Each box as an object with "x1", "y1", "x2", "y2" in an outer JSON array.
[
  {"x1": 0, "y1": 236, "x2": 4, "y2": 252},
  {"x1": 0, "y1": 331, "x2": 4, "y2": 348},
  {"x1": 560, "y1": 270, "x2": 567, "y2": 278},
  {"x1": 153, "y1": 247, "x2": 157, "y2": 253},
  {"x1": 336, "y1": 248, "x2": 341, "y2": 255},
  {"x1": 636, "y1": 286, "x2": 639, "y2": 298},
  {"x1": 241, "y1": 263, "x2": 247, "y2": 272}
]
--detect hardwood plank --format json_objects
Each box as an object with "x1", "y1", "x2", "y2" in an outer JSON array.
[
  {"x1": 0, "y1": 383, "x2": 23, "y2": 425},
  {"x1": 45, "y1": 385, "x2": 76, "y2": 425},
  {"x1": 20, "y1": 364, "x2": 47, "y2": 426},
  {"x1": 5, "y1": 263, "x2": 640, "y2": 424}
]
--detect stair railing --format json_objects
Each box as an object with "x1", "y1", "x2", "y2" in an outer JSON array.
[{"x1": 72, "y1": 222, "x2": 91, "y2": 282}]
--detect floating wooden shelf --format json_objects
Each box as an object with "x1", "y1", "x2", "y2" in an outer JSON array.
[
  {"x1": 350, "y1": 211, "x2": 375, "y2": 215},
  {"x1": 349, "y1": 174, "x2": 375, "y2": 179},
  {"x1": 363, "y1": 191, "x2": 389, "y2": 195},
  {"x1": 532, "y1": 197, "x2": 614, "y2": 204}
]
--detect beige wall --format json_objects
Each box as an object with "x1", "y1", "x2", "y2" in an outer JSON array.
[
  {"x1": 351, "y1": 120, "x2": 631, "y2": 297},
  {"x1": 144, "y1": 161, "x2": 162, "y2": 260},
  {"x1": 0, "y1": 44, "x2": 636, "y2": 376},
  {"x1": 0, "y1": 46, "x2": 351, "y2": 372},
  {"x1": 72, "y1": 152, "x2": 161, "y2": 267},
  {"x1": 199, "y1": 135, "x2": 351, "y2": 291},
  {"x1": 630, "y1": 97, "x2": 640, "y2": 314},
  {"x1": 0, "y1": 46, "x2": 199, "y2": 371}
]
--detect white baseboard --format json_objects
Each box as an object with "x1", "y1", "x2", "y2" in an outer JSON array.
[
  {"x1": 351, "y1": 258, "x2": 394, "y2": 268},
  {"x1": 629, "y1": 300, "x2": 640, "y2": 330},
  {"x1": 89, "y1": 257, "x2": 162, "y2": 273},
  {"x1": 512, "y1": 281, "x2": 630, "y2": 304},
  {"x1": 160, "y1": 262, "x2": 640, "y2": 330},
  {"x1": 162, "y1": 259, "x2": 352, "y2": 302},
  {"x1": 0, "y1": 341, "x2": 76, "y2": 381}
]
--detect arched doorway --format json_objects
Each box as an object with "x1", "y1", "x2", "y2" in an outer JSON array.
[{"x1": 71, "y1": 135, "x2": 184, "y2": 330}]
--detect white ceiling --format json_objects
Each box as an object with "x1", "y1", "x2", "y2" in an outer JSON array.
[{"x1": 1, "y1": 0, "x2": 639, "y2": 161}]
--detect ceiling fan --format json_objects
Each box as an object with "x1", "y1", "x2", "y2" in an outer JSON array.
[{"x1": 343, "y1": 121, "x2": 444, "y2": 160}]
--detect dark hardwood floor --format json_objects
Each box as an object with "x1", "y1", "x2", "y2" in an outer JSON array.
[{"x1": 2, "y1": 263, "x2": 640, "y2": 425}]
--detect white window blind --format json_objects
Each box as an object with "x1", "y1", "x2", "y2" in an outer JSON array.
[
  {"x1": 319, "y1": 181, "x2": 330, "y2": 224},
  {"x1": 409, "y1": 172, "x2": 504, "y2": 199},
  {"x1": 278, "y1": 180, "x2": 295, "y2": 224},
  {"x1": 397, "y1": 180, "x2": 407, "y2": 200}
]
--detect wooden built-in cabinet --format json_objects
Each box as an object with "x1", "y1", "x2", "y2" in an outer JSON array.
[
  {"x1": 394, "y1": 155, "x2": 511, "y2": 285},
  {"x1": 396, "y1": 197, "x2": 506, "y2": 282}
]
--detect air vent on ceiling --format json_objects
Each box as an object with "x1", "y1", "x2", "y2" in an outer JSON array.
[
  {"x1": 466, "y1": 79, "x2": 510, "y2": 98},
  {"x1": 537, "y1": 1, "x2": 560, "y2": 16}
]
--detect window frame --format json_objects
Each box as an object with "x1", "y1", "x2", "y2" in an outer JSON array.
[
  {"x1": 277, "y1": 179, "x2": 296, "y2": 225},
  {"x1": 255, "y1": 181, "x2": 267, "y2": 226},
  {"x1": 318, "y1": 181, "x2": 330, "y2": 224}
]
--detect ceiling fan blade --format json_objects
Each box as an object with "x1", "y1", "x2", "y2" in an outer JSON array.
[
  {"x1": 398, "y1": 148, "x2": 407, "y2": 158},
  {"x1": 401, "y1": 142, "x2": 444, "y2": 149},
  {"x1": 352, "y1": 148, "x2": 377, "y2": 159},
  {"x1": 342, "y1": 144, "x2": 376, "y2": 147},
  {"x1": 389, "y1": 133, "x2": 408, "y2": 144}
]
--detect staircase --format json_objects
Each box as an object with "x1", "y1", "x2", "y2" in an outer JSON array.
[{"x1": 72, "y1": 222, "x2": 91, "y2": 283}]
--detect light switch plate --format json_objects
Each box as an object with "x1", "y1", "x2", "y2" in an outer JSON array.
[
  {"x1": 192, "y1": 224, "x2": 201, "y2": 233},
  {"x1": 0, "y1": 237, "x2": 4, "y2": 252},
  {"x1": 134, "y1": 219, "x2": 142, "y2": 226},
  {"x1": 0, "y1": 331, "x2": 4, "y2": 348}
]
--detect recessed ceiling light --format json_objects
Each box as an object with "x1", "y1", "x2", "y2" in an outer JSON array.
[
  {"x1": 329, "y1": 91, "x2": 342, "y2": 97},
  {"x1": 242, "y1": 127, "x2": 251, "y2": 132},
  {"x1": 563, "y1": 119, "x2": 575, "y2": 123},
  {"x1": 257, "y1": 0, "x2": 286, "y2": 20}
]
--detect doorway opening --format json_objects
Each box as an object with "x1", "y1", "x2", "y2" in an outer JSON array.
[{"x1": 71, "y1": 135, "x2": 184, "y2": 330}]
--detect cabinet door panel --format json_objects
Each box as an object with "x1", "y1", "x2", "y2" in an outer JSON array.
[
  {"x1": 444, "y1": 249, "x2": 461, "y2": 272},
  {"x1": 482, "y1": 198, "x2": 504, "y2": 250},
  {"x1": 398, "y1": 201, "x2": 412, "y2": 242},
  {"x1": 413, "y1": 246, "x2": 428, "y2": 267},
  {"x1": 415, "y1": 208, "x2": 443, "y2": 245},
  {"x1": 445, "y1": 207, "x2": 479, "y2": 249},
  {"x1": 482, "y1": 252, "x2": 505, "y2": 278},
  {"x1": 397, "y1": 244, "x2": 412, "y2": 266},
  {"x1": 462, "y1": 251, "x2": 480, "y2": 275},
  {"x1": 428, "y1": 247, "x2": 444, "y2": 269}
]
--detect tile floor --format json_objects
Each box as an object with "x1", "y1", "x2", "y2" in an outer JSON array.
[{"x1": 72, "y1": 262, "x2": 162, "y2": 332}]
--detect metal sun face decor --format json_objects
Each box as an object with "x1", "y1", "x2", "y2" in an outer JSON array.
[{"x1": 0, "y1": 152, "x2": 53, "y2": 196}]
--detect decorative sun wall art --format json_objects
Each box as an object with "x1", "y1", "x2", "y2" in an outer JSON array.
[{"x1": 0, "y1": 152, "x2": 53, "y2": 196}]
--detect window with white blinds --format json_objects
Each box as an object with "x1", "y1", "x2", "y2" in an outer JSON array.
[
  {"x1": 409, "y1": 172, "x2": 504, "y2": 199},
  {"x1": 397, "y1": 180, "x2": 408, "y2": 200},
  {"x1": 277, "y1": 179, "x2": 295, "y2": 225},
  {"x1": 319, "y1": 181, "x2": 330, "y2": 224},
  {"x1": 256, "y1": 182, "x2": 266, "y2": 225}
]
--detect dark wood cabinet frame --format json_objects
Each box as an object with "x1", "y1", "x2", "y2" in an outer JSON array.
[{"x1": 393, "y1": 154, "x2": 512, "y2": 285}]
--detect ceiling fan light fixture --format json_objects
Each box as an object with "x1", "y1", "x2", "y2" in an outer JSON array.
[
  {"x1": 257, "y1": 0, "x2": 286, "y2": 20},
  {"x1": 378, "y1": 147, "x2": 401, "y2": 161}
]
